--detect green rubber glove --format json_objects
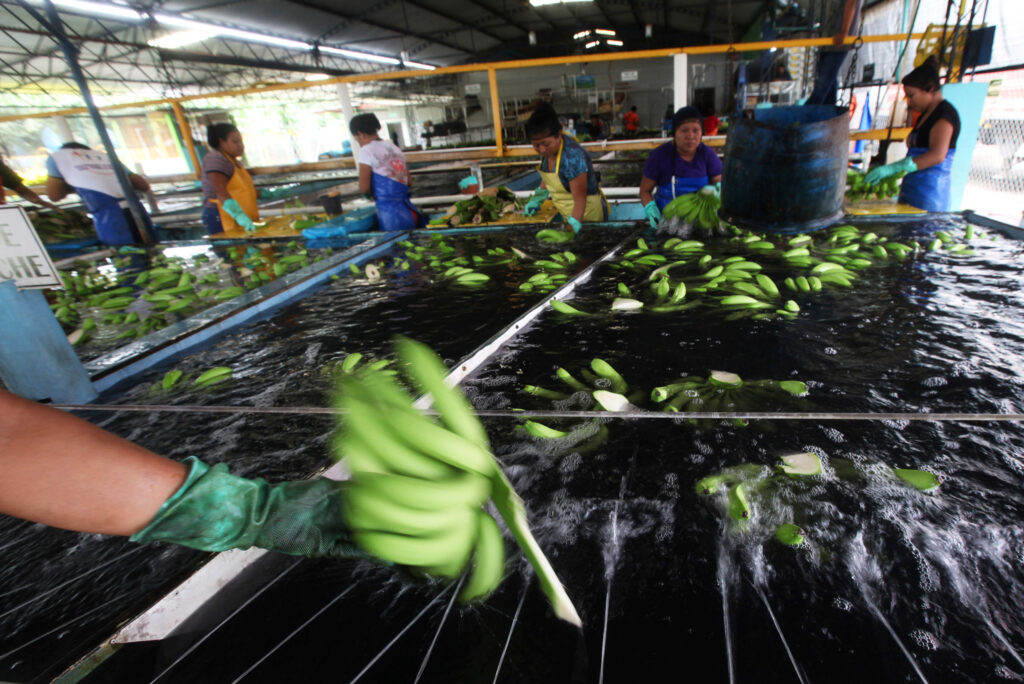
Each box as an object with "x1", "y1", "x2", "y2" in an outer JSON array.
[
  {"x1": 864, "y1": 156, "x2": 917, "y2": 186},
  {"x1": 222, "y1": 198, "x2": 256, "y2": 232},
  {"x1": 642, "y1": 201, "x2": 662, "y2": 229},
  {"x1": 523, "y1": 188, "x2": 549, "y2": 216},
  {"x1": 131, "y1": 457, "x2": 359, "y2": 558},
  {"x1": 713, "y1": 181, "x2": 722, "y2": 197},
  {"x1": 567, "y1": 217, "x2": 583, "y2": 235}
]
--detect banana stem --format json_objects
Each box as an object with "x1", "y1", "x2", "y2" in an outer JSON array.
[{"x1": 490, "y1": 470, "x2": 581, "y2": 626}]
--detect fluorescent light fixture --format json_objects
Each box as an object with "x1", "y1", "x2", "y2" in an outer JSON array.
[
  {"x1": 304, "y1": 73, "x2": 331, "y2": 81},
  {"x1": 606, "y1": 39, "x2": 623, "y2": 46},
  {"x1": 147, "y1": 29, "x2": 215, "y2": 49},
  {"x1": 153, "y1": 13, "x2": 308, "y2": 50},
  {"x1": 530, "y1": 0, "x2": 591, "y2": 5},
  {"x1": 584, "y1": 40, "x2": 599, "y2": 49},
  {"x1": 319, "y1": 45, "x2": 401, "y2": 65},
  {"x1": 51, "y1": 0, "x2": 141, "y2": 20},
  {"x1": 595, "y1": 28, "x2": 616, "y2": 36},
  {"x1": 42, "y1": 2, "x2": 433, "y2": 70},
  {"x1": 573, "y1": 30, "x2": 591, "y2": 40},
  {"x1": 769, "y1": 46, "x2": 777, "y2": 52}
]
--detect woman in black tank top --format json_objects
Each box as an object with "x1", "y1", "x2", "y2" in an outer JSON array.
[{"x1": 864, "y1": 56, "x2": 960, "y2": 212}]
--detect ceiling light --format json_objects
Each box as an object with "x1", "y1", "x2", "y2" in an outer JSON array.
[
  {"x1": 530, "y1": 0, "x2": 592, "y2": 5},
  {"x1": 50, "y1": 0, "x2": 142, "y2": 20},
  {"x1": 573, "y1": 30, "x2": 591, "y2": 40},
  {"x1": 153, "y1": 13, "x2": 308, "y2": 50},
  {"x1": 584, "y1": 40, "x2": 599, "y2": 49},
  {"x1": 606, "y1": 39, "x2": 623, "y2": 46},
  {"x1": 304, "y1": 73, "x2": 331, "y2": 81},
  {"x1": 147, "y1": 29, "x2": 215, "y2": 49},
  {"x1": 404, "y1": 60, "x2": 437, "y2": 71},
  {"x1": 320, "y1": 46, "x2": 401, "y2": 65},
  {"x1": 595, "y1": 28, "x2": 616, "y2": 36}
]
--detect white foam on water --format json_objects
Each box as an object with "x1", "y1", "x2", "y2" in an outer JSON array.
[
  {"x1": 821, "y1": 427, "x2": 846, "y2": 443},
  {"x1": 303, "y1": 342, "x2": 322, "y2": 366},
  {"x1": 993, "y1": 665, "x2": 1022, "y2": 680},
  {"x1": 662, "y1": 473, "x2": 680, "y2": 500},
  {"x1": 560, "y1": 451, "x2": 583, "y2": 475},
  {"x1": 832, "y1": 596, "x2": 853, "y2": 612},
  {"x1": 717, "y1": 541, "x2": 736, "y2": 684},
  {"x1": 909, "y1": 630, "x2": 940, "y2": 651},
  {"x1": 823, "y1": 347, "x2": 838, "y2": 355},
  {"x1": 921, "y1": 376, "x2": 948, "y2": 388}
]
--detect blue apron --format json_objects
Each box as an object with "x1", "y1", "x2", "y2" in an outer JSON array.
[
  {"x1": 79, "y1": 187, "x2": 150, "y2": 245},
  {"x1": 372, "y1": 172, "x2": 425, "y2": 232},
  {"x1": 898, "y1": 147, "x2": 955, "y2": 213},
  {"x1": 654, "y1": 174, "x2": 707, "y2": 212}
]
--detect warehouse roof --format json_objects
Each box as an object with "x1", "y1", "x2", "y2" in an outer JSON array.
[{"x1": 0, "y1": 0, "x2": 778, "y2": 107}]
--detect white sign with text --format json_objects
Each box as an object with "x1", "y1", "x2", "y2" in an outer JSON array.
[
  {"x1": 621, "y1": 70, "x2": 639, "y2": 82},
  {"x1": 0, "y1": 206, "x2": 61, "y2": 289}
]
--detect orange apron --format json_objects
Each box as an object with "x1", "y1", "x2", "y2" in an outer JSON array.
[{"x1": 215, "y1": 162, "x2": 259, "y2": 232}]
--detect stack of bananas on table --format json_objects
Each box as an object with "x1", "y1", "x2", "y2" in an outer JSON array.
[
  {"x1": 332, "y1": 338, "x2": 580, "y2": 623},
  {"x1": 846, "y1": 169, "x2": 902, "y2": 201},
  {"x1": 660, "y1": 186, "x2": 725, "y2": 236}
]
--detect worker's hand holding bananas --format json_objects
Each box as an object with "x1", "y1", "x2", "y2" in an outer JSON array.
[{"x1": 864, "y1": 157, "x2": 917, "y2": 187}]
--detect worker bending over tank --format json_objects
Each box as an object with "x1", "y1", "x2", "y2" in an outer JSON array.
[
  {"x1": 351, "y1": 113, "x2": 426, "y2": 232},
  {"x1": 522, "y1": 102, "x2": 608, "y2": 235},
  {"x1": 638, "y1": 106, "x2": 723, "y2": 229},
  {"x1": 45, "y1": 142, "x2": 154, "y2": 245}
]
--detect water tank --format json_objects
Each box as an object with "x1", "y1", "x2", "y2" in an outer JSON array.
[{"x1": 720, "y1": 105, "x2": 848, "y2": 234}]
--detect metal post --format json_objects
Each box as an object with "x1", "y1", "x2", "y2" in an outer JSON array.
[{"x1": 20, "y1": 1, "x2": 155, "y2": 244}]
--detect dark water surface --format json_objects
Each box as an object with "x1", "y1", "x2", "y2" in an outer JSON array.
[{"x1": 5, "y1": 218, "x2": 1024, "y2": 683}]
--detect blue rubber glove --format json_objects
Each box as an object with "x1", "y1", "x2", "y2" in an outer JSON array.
[
  {"x1": 567, "y1": 217, "x2": 582, "y2": 235},
  {"x1": 864, "y1": 157, "x2": 917, "y2": 186},
  {"x1": 222, "y1": 198, "x2": 256, "y2": 232},
  {"x1": 642, "y1": 201, "x2": 662, "y2": 229},
  {"x1": 523, "y1": 188, "x2": 549, "y2": 216}
]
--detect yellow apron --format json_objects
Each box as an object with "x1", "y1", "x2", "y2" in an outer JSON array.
[
  {"x1": 215, "y1": 161, "x2": 259, "y2": 232},
  {"x1": 537, "y1": 136, "x2": 607, "y2": 222}
]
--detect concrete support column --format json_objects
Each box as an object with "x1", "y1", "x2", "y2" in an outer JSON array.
[
  {"x1": 673, "y1": 53, "x2": 688, "y2": 112},
  {"x1": 52, "y1": 115, "x2": 73, "y2": 144},
  {"x1": 336, "y1": 83, "x2": 359, "y2": 160}
]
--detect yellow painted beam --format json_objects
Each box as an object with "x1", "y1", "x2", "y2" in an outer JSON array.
[{"x1": 487, "y1": 67, "x2": 504, "y2": 157}]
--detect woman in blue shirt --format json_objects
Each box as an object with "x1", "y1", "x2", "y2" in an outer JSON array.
[{"x1": 638, "y1": 106, "x2": 723, "y2": 228}]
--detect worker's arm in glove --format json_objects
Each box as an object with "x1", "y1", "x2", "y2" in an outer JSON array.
[
  {"x1": 864, "y1": 156, "x2": 918, "y2": 186},
  {"x1": 523, "y1": 186, "x2": 549, "y2": 216},
  {"x1": 0, "y1": 389, "x2": 356, "y2": 558},
  {"x1": 222, "y1": 198, "x2": 256, "y2": 232},
  {"x1": 642, "y1": 201, "x2": 662, "y2": 229}
]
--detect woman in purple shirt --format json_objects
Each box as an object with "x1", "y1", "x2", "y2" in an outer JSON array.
[{"x1": 638, "y1": 106, "x2": 723, "y2": 228}]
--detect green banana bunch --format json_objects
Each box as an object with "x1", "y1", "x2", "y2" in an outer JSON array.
[
  {"x1": 650, "y1": 371, "x2": 808, "y2": 427},
  {"x1": 334, "y1": 339, "x2": 580, "y2": 623}
]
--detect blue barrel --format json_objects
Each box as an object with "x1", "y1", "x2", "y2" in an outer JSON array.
[{"x1": 720, "y1": 105, "x2": 849, "y2": 234}]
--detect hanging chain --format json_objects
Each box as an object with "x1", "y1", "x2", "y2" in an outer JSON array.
[{"x1": 840, "y1": 35, "x2": 864, "y2": 108}]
